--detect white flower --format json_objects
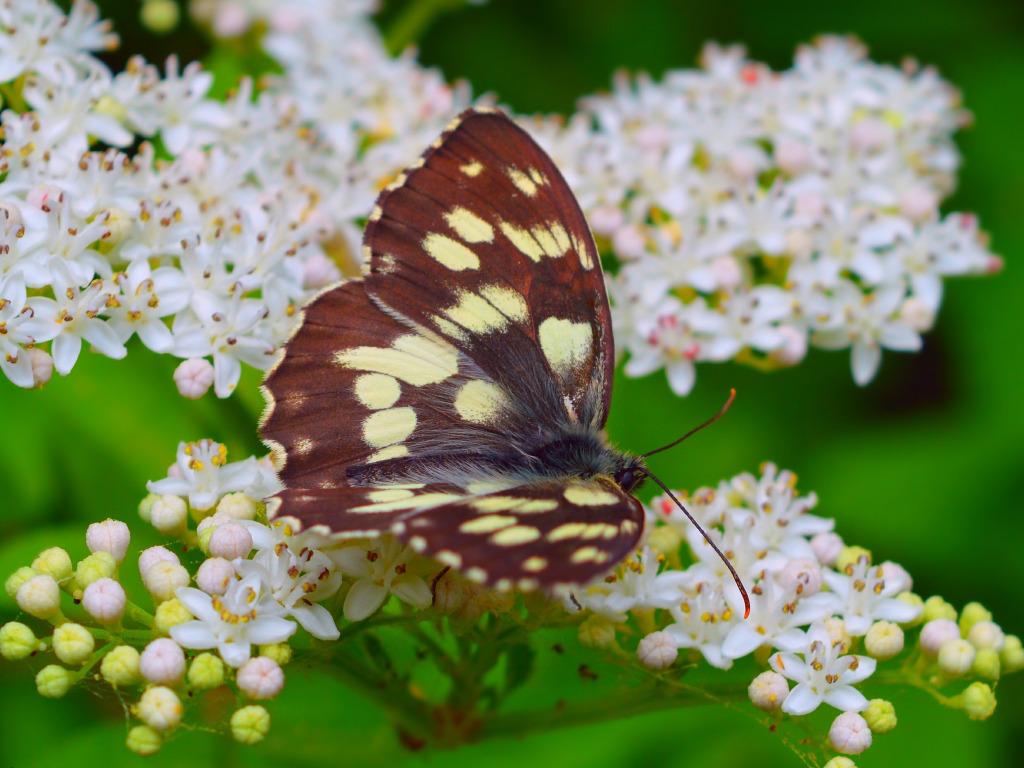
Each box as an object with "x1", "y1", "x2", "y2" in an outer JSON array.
[
  {"x1": 664, "y1": 582, "x2": 737, "y2": 669},
  {"x1": 721, "y1": 577, "x2": 833, "y2": 660},
  {"x1": 576, "y1": 546, "x2": 690, "y2": 621},
  {"x1": 0, "y1": 272, "x2": 60, "y2": 387},
  {"x1": 171, "y1": 574, "x2": 296, "y2": 667},
  {"x1": 821, "y1": 557, "x2": 922, "y2": 635},
  {"x1": 332, "y1": 537, "x2": 432, "y2": 622},
  {"x1": 107, "y1": 259, "x2": 190, "y2": 353},
  {"x1": 769, "y1": 621, "x2": 876, "y2": 715},
  {"x1": 147, "y1": 440, "x2": 267, "y2": 511}
]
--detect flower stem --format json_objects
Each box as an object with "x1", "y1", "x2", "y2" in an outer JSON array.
[{"x1": 383, "y1": 0, "x2": 470, "y2": 56}]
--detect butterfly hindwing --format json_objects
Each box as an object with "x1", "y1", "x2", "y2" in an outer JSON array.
[
  {"x1": 270, "y1": 478, "x2": 644, "y2": 589},
  {"x1": 363, "y1": 108, "x2": 614, "y2": 429}
]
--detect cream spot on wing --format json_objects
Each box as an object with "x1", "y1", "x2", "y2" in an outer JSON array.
[
  {"x1": 367, "y1": 444, "x2": 410, "y2": 463},
  {"x1": 571, "y1": 233, "x2": 595, "y2": 270},
  {"x1": 445, "y1": 207, "x2": 494, "y2": 243},
  {"x1": 621, "y1": 520, "x2": 640, "y2": 535},
  {"x1": 408, "y1": 535, "x2": 427, "y2": 552},
  {"x1": 431, "y1": 315, "x2": 470, "y2": 343},
  {"x1": 435, "y1": 550, "x2": 463, "y2": 568},
  {"x1": 465, "y1": 566, "x2": 488, "y2": 583},
  {"x1": 459, "y1": 515, "x2": 517, "y2": 534},
  {"x1": 460, "y1": 160, "x2": 483, "y2": 177},
  {"x1": 362, "y1": 407, "x2": 416, "y2": 449},
  {"x1": 528, "y1": 167, "x2": 548, "y2": 186},
  {"x1": 490, "y1": 525, "x2": 541, "y2": 546},
  {"x1": 367, "y1": 488, "x2": 415, "y2": 503},
  {"x1": 442, "y1": 290, "x2": 508, "y2": 334},
  {"x1": 518, "y1": 499, "x2": 559, "y2": 513},
  {"x1": 532, "y1": 224, "x2": 567, "y2": 258},
  {"x1": 478, "y1": 284, "x2": 529, "y2": 323},
  {"x1": 547, "y1": 522, "x2": 587, "y2": 542},
  {"x1": 522, "y1": 556, "x2": 548, "y2": 572},
  {"x1": 471, "y1": 496, "x2": 527, "y2": 513},
  {"x1": 423, "y1": 232, "x2": 480, "y2": 271},
  {"x1": 538, "y1": 317, "x2": 594, "y2": 376},
  {"x1": 354, "y1": 373, "x2": 401, "y2": 410},
  {"x1": 494, "y1": 578, "x2": 512, "y2": 591},
  {"x1": 293, "y1": 438, "x2": 314, "y2": 457},
  {"x1": 507, "y1": 166, "x2": 538, "y2": 196},
  {"x1": 517, "y1": 578, "x2": 539, "y2": 591},
  {"x1": 454, "y1": 380, "x2": 508, "y2": 424},
  {"x1": 499, "y1": 221, "x2": 544, "y2": 262},
  {"x1": 335, "y1": 333, "x2": 458, "y2": 387},
  {"x1": 564, "y1": 484, "x2": 619, "y2": 507},
  {"x1": 582, "y1": 523, "x2": 620, "y2": 540},
  {"x1": 570, "y1": 546, "x2": 609, "y2": 564},
  {"x1": 550, "y1": 222, "x2": 571, "y2": 253},
  {"x1": 351, "y1": 492, "x2": 463, "y2": 513}
]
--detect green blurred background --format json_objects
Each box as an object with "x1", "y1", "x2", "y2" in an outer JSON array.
[{"x1": 1, "y1": 0, "x2": 1021, "y2": 765}]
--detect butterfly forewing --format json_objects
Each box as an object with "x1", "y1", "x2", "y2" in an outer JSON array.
[
  {"x1": 262, "y1": 108, "x2": 647, "y2": 590},
  {"x1": 363, "y1": 109, "x2": 614, "y2": 429}
]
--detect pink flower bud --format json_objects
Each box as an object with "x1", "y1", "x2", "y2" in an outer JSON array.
[
  {"x1": 612, "y1": 225, "x2": 646, "y2": 259},
  {"x1": 899, "y1": 185, "x2": 938, "y2": 223},
  {"x1": 140, "y1": 638, "x2": 186, "y2": 684},
  {"x1": 150, "y1": 495, "x2": 189, "y2": 533},
  {"x1": 829, "y1": 711, "x2": 872, "y2": 755},
  {"x1": 769, "y1": 325, "x2": 808, "y2": 367},
  {"x1": 811, "y1": 532, "x2": 843, "y2": 566},
  {"x1": 302, "y1": 251, "x2": 342, "y2": 290},
  {"x1": 28, "y1": 348, "x2": 53, "y2": 387},
  {"x1": 920, "y1": 618, "x2": 961, "y2": 659},
  {"x1": 748, "y1": 670, "x2": 789, "y2": 711},
  {"x1": 589, "y1": 205, "x2": 624, "y2": 237},
  {"x1": 637, "y1": 631, "x2": 678, "y2": 669},
  {"x1": 899, "y1": 297, "x2": 935, "y2": 333},
  {"x1": 196, "y1": 558, "x2": 236, "y2": 595},
  {"x1": 236, "y1": 656, "x2": 285, "y2": 699},
  {"x1": 82, "y1": 578, "x2": 126, "y2": 623},
  {"x1": 777, "y1": 558, "x2": 822, "y2": 595},
  {"x1": 775, "y1": 136, "x2": 813, "y2": 176},
  {"x1": 208, "y1": 523, "x2": 254, "y2": 560},
  {"x1": 139, "y1": 546, "x2": 178, "y2": 576},
  {"x1": 879, "y1": 561, "x2": 913, "y2": 593},
  {"x1": 710, "y1": 255, "x2": 743, "y2": 290},
  {"x1": 850, "y1": 117, "x2": 891, "y2": 154},
  {"x1": 87, "y1": 519, "x2": 131, "y2": 563},
  {"x1": 173, "y1": 358, "x2": 215, "y2": 399}
]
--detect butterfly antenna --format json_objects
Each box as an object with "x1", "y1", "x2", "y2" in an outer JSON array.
[
  {"x1": 642, "y1": 469, "x2": 750, "y2": 619},
  {"x1": 640, "y1": 388, "x2": 736, "y2": 460}
]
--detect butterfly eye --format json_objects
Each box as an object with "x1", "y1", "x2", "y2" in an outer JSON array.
[{"x1": 614, "y1": 468, "x2": 637, "y2": 492}]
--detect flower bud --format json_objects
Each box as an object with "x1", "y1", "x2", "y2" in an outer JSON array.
[
  {"x1": 195, "y1": 557, "x2": 236, "y2": 596},
  {"x1": 775, "y1": 136, "x2": 814, "y2": 176},
  {"x1": 862, "y1": 699, "x2": 897, "y2": 734},
  {"x1": 101, "y1": 645, "x2": 142, "y2": 686},
  {"x1": 921, "y1": 596, "x2": 957, "y2": 624},
  {"x1": 126, "y1": 724, "x2": 162, "y2": 756},
  {"x1": 920, "y1": 619, "x2": 960, "y2": 660},
  {"x1": 86, "y1": 519, "x2": 131, "y2": 563},
  {"x1": 150, "y1": 495, "x2": 188, "y2": 534},
  {"x1": 748, "y1": 671, "x2": 789, "y2": 711},
  {"x1": 139, "y1": 545, "x2": 179, "y2": 576},
  {"x1": 971, "y1": 648, "x2": 1001, "y2": 681},
  {"x1": 824, "y1": 617, "x2": 852, "y2": 651},
  {"x1": 258, "y1": 643, "x2": 293, "y2": 667},
  {"x1": 636, "y1": 631, "x2": 677, "y2": 669},
  {"x1": 29, "y1": 348, "x2": 53, "y2": 387},
  {"x1": 894, "y1": 592, "x2": 924, "y2": 627},
  {"x1": 835, "y1": 546, "x2": 871, "y2": 573},
  {"x1": 959, "y1": 681, "x2": 996, "y2": 720},
  {"x1": 237, "y1": 656, "x2": 285, "y2": 699},
  {"x1": 75, "y1": 551, "x2": 117, "y2": 588},
  {"x1": 16, "y1": 574, "x2": 62, "y2": 620},
  {"x1": 53, "y1": 623, "x2": 95, "y2": 665},
  {"x1": 864, "y1": 620, "x2": 903, "y2": 660},
  {"x1": 136, "y1": 686, "x2": 183, "y2": 731},
  {"x1": 142, "y1": 561, "x2": 190, "y2": 603},
  {"x1": 966, "y1": 620, "x2": 1004, "y2": 651},
  {"x1": 5, "y1": 566, "x2": 37, "y2": 599},
  {"x1": 208, "y1": 523, "x2": 254, "y2": 560},
  {"x1": 301, "y1": 251, "x2": 341, "y2": 290},
  {"x1": 431, "y1": 573, "x2": 468, "y2": 615},
  {"x1": 217, "y1": 492, "x2": 258, "y2": 521},
  {"x1": 0, "y1": 621, "x2": 41, "y2": 660},
  {"x1": 36, "y1": 664, "x2": 74, "y2": 698},
  {"x1": 823, "y1": 759, "x2": 857, "y2": 768},
  {"x1": 1000, "y1": 635, "x2": 1024, "y2": 674},
  {"x1": 32, "y1": 547, "x2": 73, "y2": 581},
  {"x1": 769, "y1": 324, "x2": 809, "y2": 366},
  {"x1": 578, "y1": 615, "x2": 617, "y2": 649},
  {"x1": 140, "y1": 638, "x2": 186, "y2": 684},
  {"x1": 611, "y1": 224, "x2": 646, "y2": 259},
  {"x1": 829, "y1": 712, "x2": 872, "y2": 755},
  {"x1": 645, "y1": 524, "x2": 683, "y2": 556},
  {"x1": 810, "y1": 532, "x2": 843, "y2": 566},
  {"x1": 230, "y1": 705, "x2": 271, "y2": 744},
  {"x1": 899, "y1": 185, "x2": 938, "y2": 223},
  {"x1": 155, "y1": 597, "x2": 194, "y2": 633},
  {"x1": 173, "y1": 358, "x2": 215, "y2": 399},
  {"x1": 937, "y1": 639, "x2": 975, "y2": 677},
  {"x1": 140, "y1": 0, "x2": 180, "y2": 34},
  {"x1": 82, "y1": 578, "x2": 126, "y2": 624},
  {"x1": 899, "y1": 297, "x2": 935, "y2": 333},
  {"x1": 187, "y1": 652, "x2": 226, "y2": 690},
  {"x1": 710, "y1": 255, "x2": 743, "y2": 290},
  {"x1": 958, "y1": 602, "x2": 992, "y2": 635},
  {"x1": 138, "y1": 493, "x2": 159, "y2": 523}
]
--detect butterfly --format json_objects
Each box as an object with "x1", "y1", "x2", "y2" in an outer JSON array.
[{"x1": 261, "y1": 108, "x2": 747, "y2": 609}]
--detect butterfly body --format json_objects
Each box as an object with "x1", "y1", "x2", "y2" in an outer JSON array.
[{"x1": 261, "y1": 108, "x2": 651, "y2": 589}]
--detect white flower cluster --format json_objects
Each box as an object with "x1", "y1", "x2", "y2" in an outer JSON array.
[
  {"x1": 0, "y1": 0, "x2": 469, "y2": 394},
  {"x1": 574, "y1": 462, "x2": 919, "y2": 723},
  {"x1": 531, "y1": 38, "x2": 1001, "y2": 391}
]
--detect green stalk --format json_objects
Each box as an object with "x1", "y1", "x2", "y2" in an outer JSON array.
[{"x1": 383, "y1": 0, "x2": 470, "y2": 55}]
